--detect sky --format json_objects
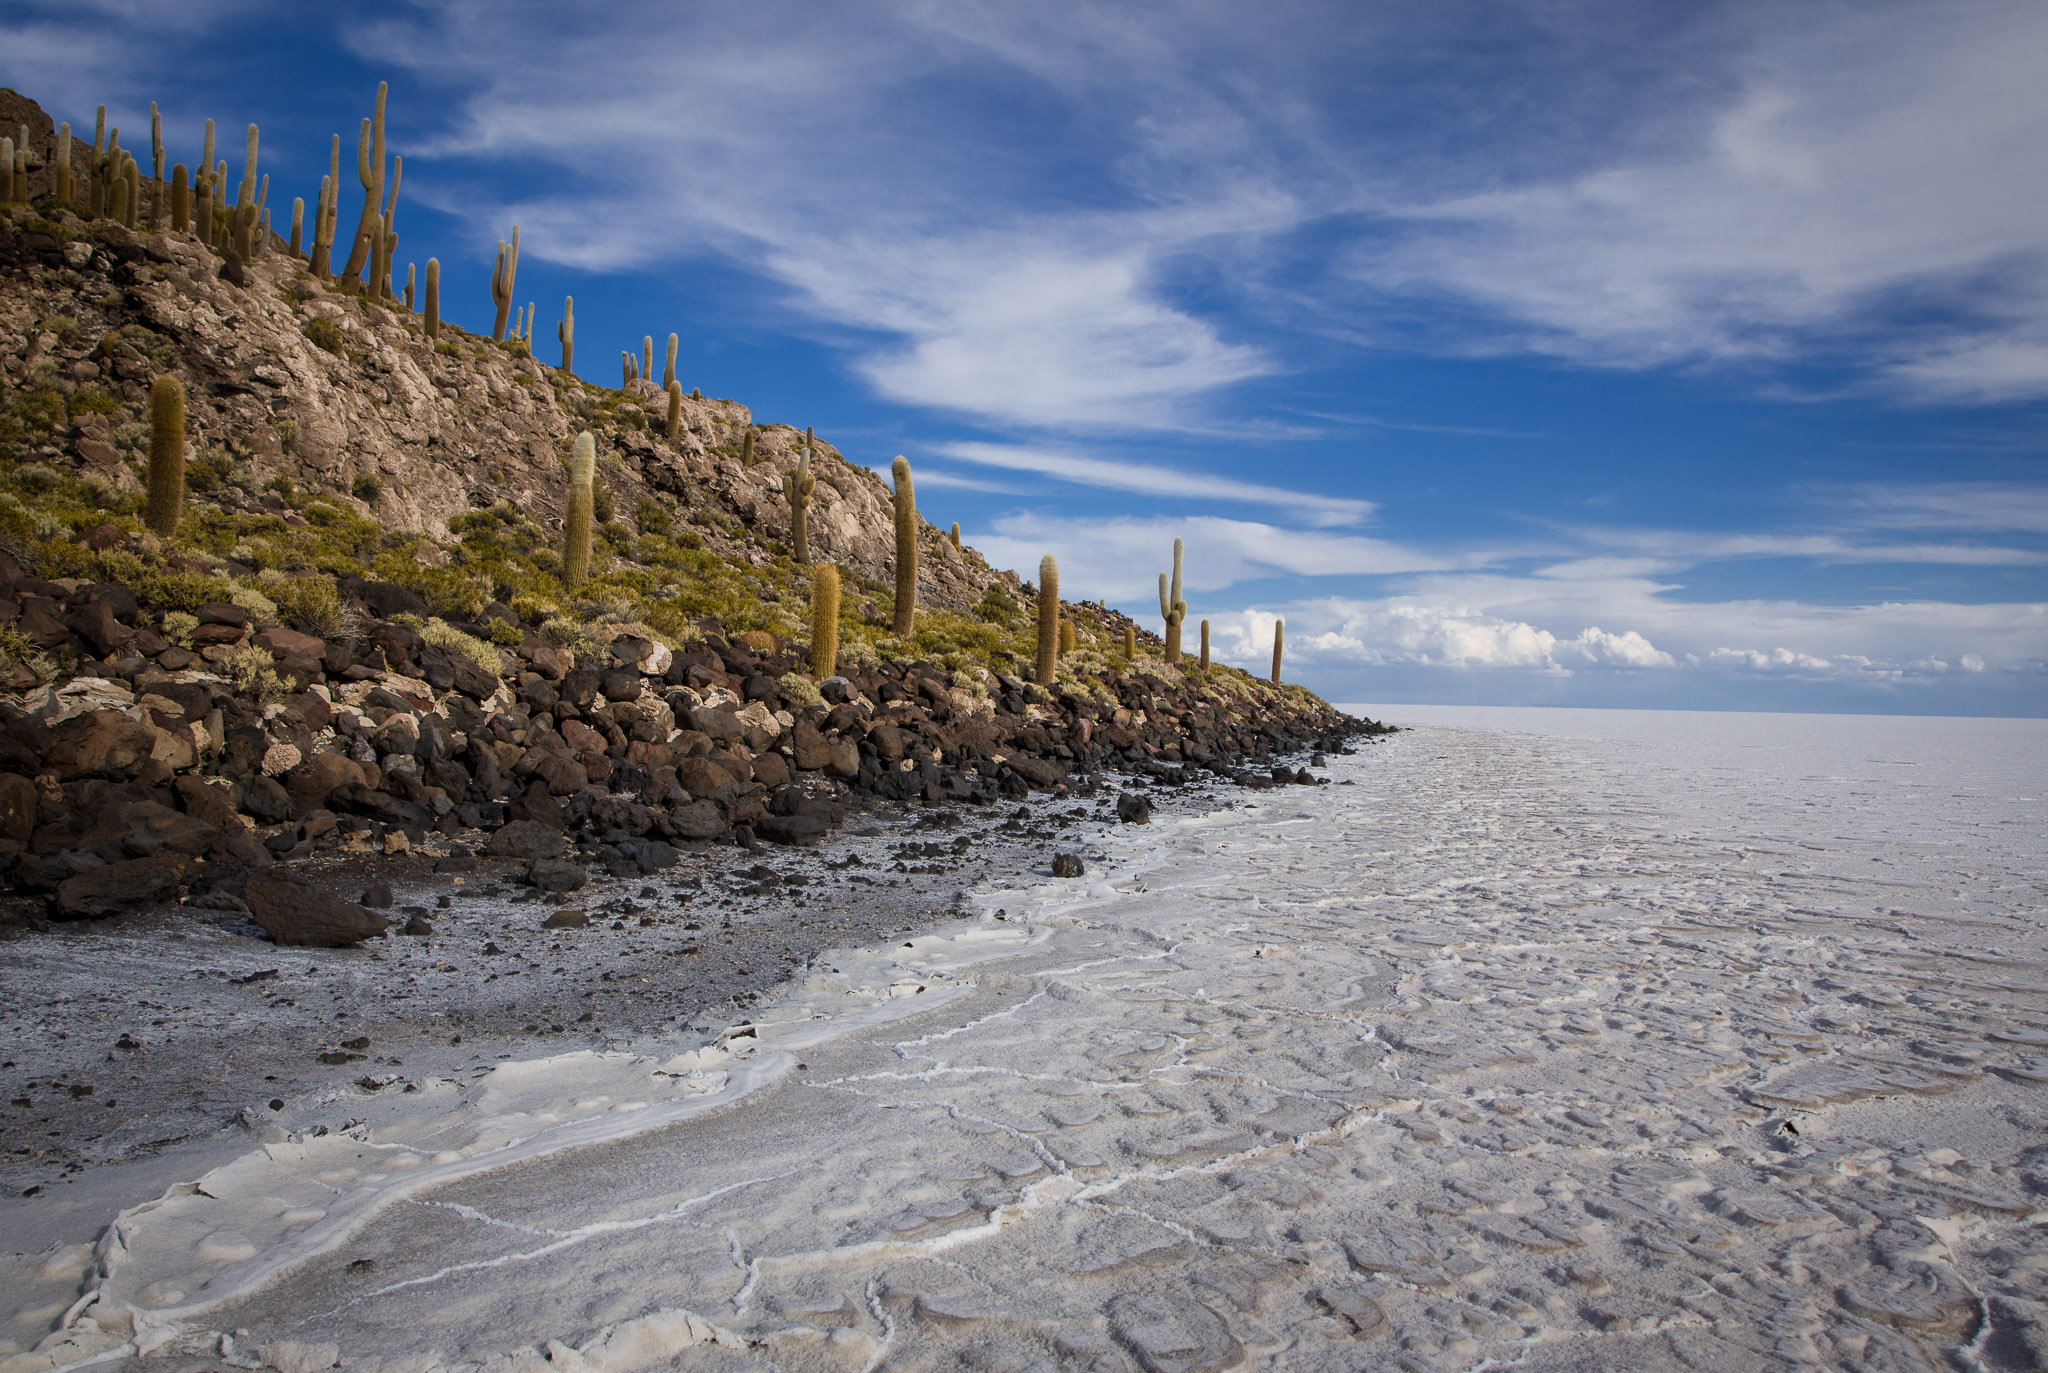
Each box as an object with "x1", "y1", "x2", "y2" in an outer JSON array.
[{"x1": 4, "y1": 0, "x2": 2045, "y2": 715}]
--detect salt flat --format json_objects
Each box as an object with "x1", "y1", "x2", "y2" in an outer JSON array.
[{"x1": 8, "y1": 708, "x2": 2048, "y2": 1372}]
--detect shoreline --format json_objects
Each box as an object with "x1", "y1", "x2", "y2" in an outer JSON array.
[{"x1": 0, "y1": 738, "x2": 1354, "y2": 1261}]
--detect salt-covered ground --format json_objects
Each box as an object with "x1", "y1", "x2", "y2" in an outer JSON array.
[{"x1": 7, "y1": 706, "x2": 2048, "y2": 1372}]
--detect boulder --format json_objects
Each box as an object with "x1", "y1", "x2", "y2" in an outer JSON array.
[
  {"x1": 750, "y1": 751, "x2": 791, "y2": 790},
  {"x1": 676, "y1": 756, "x2": 736, "y2": 802},
  {"x1": 52, "y1": 854, "x2": 188, "y2": 919},
  {"x1": 755, "y1": 812, "x2": 827, "y2": 846},
  {"x1": 47, "y1": 710, "x2": 157, "y2": 781},
  {"x1": 790, "y1": 721, "x2": 833, "y2": 772},
  {"x1": 484, "y1": 819, "x2": 567, "y2": 860},
  {"x1": 542, "y1": 907, "x2": 589, "y2": 928},
  {"x1": 1051, "y1": 853, "x2": 1086, "y2": 878},
  {"x1": 1005, "y1": 754, "x2": 1067, "y2": 790},
  {"x1": 243, "y1": 879, "x2": 390, "y2": 946},
  {"x1": 0, "y1": 772, "x2": 37, "y2": 843},
  {"x1": 689, "y1": 706, "x2": 746, "y2": 746},
  {"x1": 1116, "y1": 793, "x2": 1152, "y2": 825},
  {"x1": 525, "y1": 858, "x2": 588, "y2": 892},
  {"x1": 664, "y1": 799, "x2": 725, "y2": 841},
  {"x1": 284, "y1": 750, "x2": 366, "y2": 816}
]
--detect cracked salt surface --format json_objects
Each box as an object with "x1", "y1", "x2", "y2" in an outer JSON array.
[{"x1": 8, "y1": 706, "x2": 2048, "y2": 1372}]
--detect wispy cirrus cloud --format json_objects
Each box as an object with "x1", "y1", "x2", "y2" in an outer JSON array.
[{"x1": 939, "y1": 443, "x2": 1375, "y2": 526}]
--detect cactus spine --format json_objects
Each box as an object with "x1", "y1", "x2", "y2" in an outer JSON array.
[
  {"x1": 232, "y1": 123, "x2": 258, "y2": 259},
  {"x1": 666, "y1": 380, "x2": 683, "y2": 439},
  {"x1": 565, "y1": 432, "x2": 596, "y2": 588},
  {"x1": 891, "y1": 455, "x2": 917, "y2": 635},
  {"x1": 1199, "y1": 619, "x2": 1210, "y2": 670},
  {"x1": 1035, "y1": 556, "x2": 1060, "y2": 687},
  {"x1": 149, "y1": 104, "x2": 164, "y2": 226},
  {"x1": 145, "y1": 375, "x2": 186, "y2": 536},
  {"x1": 490, "y1": 225, "x2": 519, "y2": 339},
  {"x1": 342, "y1": 84, "x2": 386, "y2": 286},
  {"x1": 557, "y1": 296, "x2": 574, "y2": 375},
  {"x1": 1271, "y1": 620, "x2": 1284, "y2": 684},
  {"x1": 663, "y1": 332, "x2": 677, "y2": 389},
  {"x1": 810, "y1": 564, "x2": 841, "y2": 679},
  {"x1": 55, "y1": 122, "x2": 72, "y2": 206},
  {"x1": 1158, "y1": 537, "x2": 1186, "y2": 664},
  {"x1": 424, "y1": 258, "x2": 440, "y2": 340},
  {"x1": 782, "y1": 439, "x2": 816, "y2": 563},
  {"x1": 1124, "y1": 625, "x2": 1137, "y2": 658}
]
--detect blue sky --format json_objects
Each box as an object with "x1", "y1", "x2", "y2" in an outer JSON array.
[{"x1": 5, "y1": 0, "x2": 2045, "y2": 714}]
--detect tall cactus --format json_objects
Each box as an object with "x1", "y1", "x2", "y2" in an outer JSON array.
[
  {"x1": 149, "y1": 104, "x2": 164, "y2": 227},
  {"x1": 1035, "y1": 556, "x2": 1060, "y2": 687},
  {"x1": 289, "y1": 196, "x2": 304, "y2": 254},
  {"x1": 423, "y1": 258, "x2": 440, "y2": 340},
  {"x1": 123, "y1": 155, "x2": 139, "y2": 229},
  {"x1": 310, "y1": 134, "x2": 339, "y2": 278},
  {"x1": 1271, "y1": 620, "x2": 1284, "y2": 684},
  {"x1": 1123, "y1": 625, "x2": 1136, "y2": 658},
  {"x1": 810, "y1": 564, "x2": 841, "y2": 679},
  {"x1": 663, "y1": 332, "x2": 678, "y2": 389},
  {"x1": 1199, "y1": 619, "x2": 1210, "y2": 671},
  {"x1": 564, "y1": 432, "x2": 596, "y2": 588},
  {"x1": 404, "y1": 261, "x2": 415, "y2": 311},
  {"x1": 490, "y1": 225, "x2": 519, "y2": 339},
  {"x1": 666, "y1": 380, "x2": 683, "y2": 439},
  {"x1": 55, "y1": 122, "x2": 72, "y2": 206},
  {"x1": 1158, "y1": 537, "x2": 1187, "y2": 665},
  {"x1": 1059, "y1": 619, "x2": 1076, "y2": 654},
  {"x1": 193, "y1": 159, "x2": 213, "y2": 246},
  {"x1": 232, "y1": 123, "x2": 258, "y2": 259},
  {"x1": 782, "y1": 442, "x2": 816, "y2": 563},
  {"x1": 621, "y1": 351, "x2": 635, "y2": 388},
  {"x1": 641, "y1": 336, "x2": 653, "y2": 383},
  {"x1": 949, "y1": 522, "x2": 961, "y2": 551},
  {"x1": 740, "y1": 430, "x2": 755, "y2": 466},
  {"x1": 88, "y1": 107, "x2": 106, "y2": 217},
  {"x1": 557, "y1": 296, "x2": 574, "y2": 375},
  {"x1": 0, "y1": 139, "x2": 12, "y2": 203},
  {"x1": 891, "y1": 455, "x2": 917, "y2": 635},
  {"x1": 341, "y1": 83, "x2": 386, "y2": 286},
  {"x1": 145, "y1": 376, "x2": 186, "y2": 537},
  {"x1": 378, "y1": 155, "x2": 402, "y2": 298},
  {"x1": 169, "y1": 164, "x2": 189, "y2": 231}
]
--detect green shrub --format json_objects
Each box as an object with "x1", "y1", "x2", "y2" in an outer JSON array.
[
  {"x1": 38, "y1": 316, "x2": 78, "y2": 339},
  {"x1": 634, "y1": 496, "x2": 669, "y2": 535},
  {"x1": 159, "y1": 611, "x2": 199, "y2": 648},
  {"x1": 304, "y1": 317, "x2": 346, "y2": 355},
  {"x1": 351, "y1": 474, "x2": 382, "y2": 503},
  {"x1": 270, "y1": 576, "x2": 354, "y2": 640},
  {"x1": 487, "y1": 619, "x2": 522, "y2": 647},
  {"x1": 422, "y1": 618, "x2": 504, "y2": 677},
  {"x1": 67, "y1": 389, "x2": 121, "y2": 417},
  {"x1": 223, "y1": 644, "x2": 291, "y2": 705}
]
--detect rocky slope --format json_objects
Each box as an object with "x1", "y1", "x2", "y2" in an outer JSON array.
[{"x1": 0, "y1": 88, "x2": 1381, "y2": 933}]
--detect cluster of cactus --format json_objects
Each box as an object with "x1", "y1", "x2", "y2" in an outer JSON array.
[
  {"x1": 564, "y1": 432, "x2": 596, "y2": 588},
  {"x1": 891, "y1": 457, "x2": 918, "y2": 635},
  {"x1": 1036, "y1": 555, "x2": 1060, "y2": 687},
  {"x1": 783, "y1": 431, "x2": 817, "y2": 563},
  {"x1": 340, "y1": 84, "x2": 388, "y2": 290},
  {"x1": 1158, "y1": 537, "x2": 1187, "y2": 664},
  {"x1": 810, "y1": 565, "x2": 841, "y2": 678}
]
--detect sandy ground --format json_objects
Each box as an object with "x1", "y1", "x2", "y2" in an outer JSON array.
[{"x1": 7, "y1": 712, "x2": 2048, "y2": 1372}]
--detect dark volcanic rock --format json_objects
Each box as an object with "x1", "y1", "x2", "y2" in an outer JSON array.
[
  {"x1": 1051, "y1": 853, "x2": 1086, "y2": 878},
  {"x1": 484, "y1": 819, "x2": 567, "y2": 860},
  {"x1": 525, "y1": 858, "x2": 588, "y2": 892},
  {"x1": 1116, "y1": 793, "x2": 1151, "y2": 824},
  {"x1": 243, "y1": 878, "x2": 390, "y2": 946},
  {"x1": 52, "y1": 854, "x2": 187, "y2": 919}
]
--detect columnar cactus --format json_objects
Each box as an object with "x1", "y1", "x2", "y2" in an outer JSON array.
[
  {"x1": 641, "y1": 336, "x2": 653, "y2": 383},
  {"x1": 667, "y1": 380, "x2": 683, "y2": 439},
  {"x1": 1059, "y1": 619, "x2": 1076, "y2": 654},
  {"x1": 89, "y1": 107, "x2": 106, "y2": 217},
  {"x1": 424, "y1": 258, "x2": 440, "y2": 340},
  {"x1": 1158, "y1": 537, "x2": 1186, "y2": 665},
  {"x1": 490, "y1": 225, "x2": 519, "y2": 340},
  {"x1": 1199, "y1": 619, "x2": 1210, "y2": 670},
  {"x1": 949, "y1": 522, "x2": 961, "y2": 551},
  {"x1": 199, "y1": 117, "x2": 213, "y2": 200},
  {"x1": 891, "y1": 455, "x2": 917, "y2": 635},
  {"x1": 0, "y1": 139, "x2": 12, "y2": 203},
  {"x1": 342, "y1": 84, "x2": 387, "y2": 287},
  {"x1": 810, "y1": 564, "x2": 841, "y2": 679},
  {"x1": 663, "y1": 333, "x2": 678, "y2": 390},
  {"x1": 145, "y1": 375, "x2": 186, "y2": 537},
  {"x1": 404, "y1": 261, "x2": 415, "y2": 311},
  {"x1": 621, "y1": 351, "x2": 635, "y2": 388},
  {"x1": 232, "y1": 123, "x2": 258, "y2": 259},
  {"x1": 1271, "y1": 620, "x2": 1284, "y2": 684},
  {"x1": 740, "y1": 430, "x2": 755, "y2": 466},
  {"x1": 557, "y1": 296, "x2": 574, "y2": 375},
  {"x1": 378, "y1": 155, "x2": 402, "y2": 298},
  {"x1": 782, "y1": 442, "x2": 816, "y2": 563},
  {"x1": 1035, "y1": 556, "x2": 1060, "y2": 687},
  {"x1": 194, "y1": 161, "x2": 213, "y2": 245},
  {"x1": 169, "y1": 164, "x2": 189, "y2": 231},
  {"x1": 55, "y1": 123, "x2": 73, "y2": 205},
  {"x1": 122, "y1": 156, "x2": 139, "y2": 229},
  {"x1": 289, "y1": 197, "x2": 304, "y2": 254},
  {"x1": 1124, "y1": 625, "x2": 1136, "y2": 658},
  {"x1": 149, "y1": 104, "x2": 164, "y2": 226},
  {"x1": 309, "y1": 134, "x2": 339, "y2": 278},
  {"x1": 564, "y1": 431, "x2": 596, "y2": 588}
]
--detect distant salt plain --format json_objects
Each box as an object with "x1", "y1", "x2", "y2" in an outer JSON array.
[{"x1": 7, "y1": 707, "x2": 2048, "y2": 1371}]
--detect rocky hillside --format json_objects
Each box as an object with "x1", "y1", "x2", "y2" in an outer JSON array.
[{"x1": 0, "y1": 87, "x2": 1379, "y2": 931}]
